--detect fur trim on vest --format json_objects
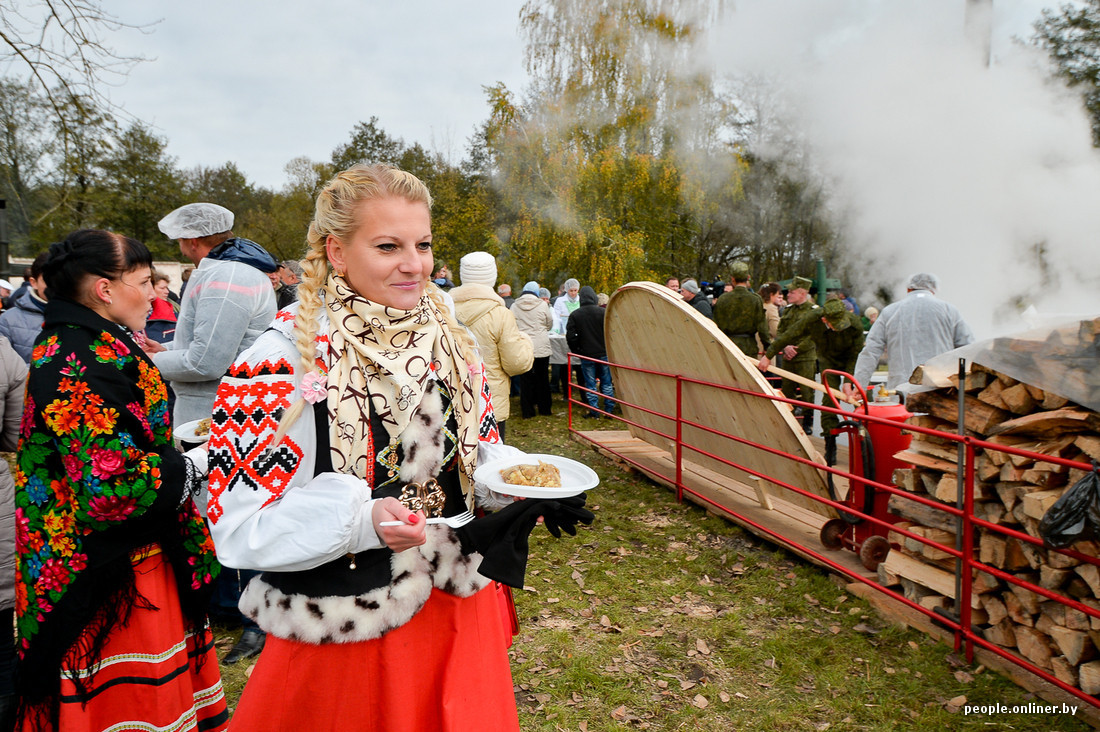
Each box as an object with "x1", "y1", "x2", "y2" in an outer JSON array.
[{"x1": 240, "y1": 525, "x2": 490, "y2": 644}]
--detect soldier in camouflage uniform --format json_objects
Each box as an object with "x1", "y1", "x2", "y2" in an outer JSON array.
[
  {"x1": 759, "y1": 298, "x2": 865, "y2": 464},
  {"x1": 713, "y1": 262, "x2": 770, "y2": 359},
  {"x1": 768, "y1": 275, "x2": 819, "y2": 434}
]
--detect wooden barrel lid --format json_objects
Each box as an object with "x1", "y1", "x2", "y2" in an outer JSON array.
[{"x1": 604, "y1": 281, "x2": 835, "y2": 518}]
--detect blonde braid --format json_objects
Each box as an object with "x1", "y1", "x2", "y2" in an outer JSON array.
[{"x1": 269, "y1": 221, "x2": 331, "y2": 448}]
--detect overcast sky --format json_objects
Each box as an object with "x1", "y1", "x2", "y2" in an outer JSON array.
[
  {"x1": 103, "y1": 0, "x2": 530, "y2": 189},
  {"x1": 100, "y1": 1, "x2": 1054, "y2": 191}
]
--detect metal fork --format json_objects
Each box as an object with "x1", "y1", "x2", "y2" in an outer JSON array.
[{"x1": 379, "y1": 509, "x2": 474, "y2": 529}]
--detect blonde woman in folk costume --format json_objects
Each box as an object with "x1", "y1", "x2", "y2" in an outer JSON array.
[{"x1": 206, "y1": 164, "x2": 592, "y2": 731}]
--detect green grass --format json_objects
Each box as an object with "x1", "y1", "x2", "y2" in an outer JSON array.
[{"x1": 212, "y1": 403, "x2": 1095, "y2": 730}]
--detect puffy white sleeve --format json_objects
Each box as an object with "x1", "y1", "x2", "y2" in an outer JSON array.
[{"x1": 205, "y1": 332, "x2": 385, "y2": 572}]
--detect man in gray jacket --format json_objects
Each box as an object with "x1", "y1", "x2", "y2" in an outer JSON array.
[{"x1": 149, "y1": 203, "x2": 279, "y2": 426}]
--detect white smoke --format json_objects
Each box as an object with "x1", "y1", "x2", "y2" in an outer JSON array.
[{"x1": 708, "y1": 0, "x2": 1100, "y2": 338}]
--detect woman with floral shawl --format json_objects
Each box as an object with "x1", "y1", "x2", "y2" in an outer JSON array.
[{"x1": 14, "y1": 230, "x2": 226, "y2": 731}]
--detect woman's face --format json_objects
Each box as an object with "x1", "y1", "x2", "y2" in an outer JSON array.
[
  {"x1": 106, "y1": 266, "x2": 156, "y2": 331},
  {"x1": 326, "y1": 196, "x2": 433, "y2": 310},
  {"x1": 154, "y1": 279, "x2": 171, "y2": 300}
]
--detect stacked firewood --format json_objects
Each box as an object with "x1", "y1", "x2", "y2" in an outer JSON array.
[{"x1": 876, "y1": 320, "x2": 1100, "y2": 696}]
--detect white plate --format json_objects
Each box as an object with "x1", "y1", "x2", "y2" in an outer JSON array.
[
  {"x1": 474, "y1": 454, "x2": 599, "y2": 498},
  {"x1": 175, "y1": 418, "x2": 213, "y2": 443}
]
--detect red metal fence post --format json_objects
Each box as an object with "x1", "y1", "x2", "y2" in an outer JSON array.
[{"x1": 675, "y1": 375, "x2": 683, "y2": 503}]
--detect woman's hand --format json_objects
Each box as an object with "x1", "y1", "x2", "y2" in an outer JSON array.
[
  {"x1": 143, "y1": 338, "x2": 166, "y2": 355},
  {"x1": 372, "y1": 496, "x2": 427, "y2": 553}
]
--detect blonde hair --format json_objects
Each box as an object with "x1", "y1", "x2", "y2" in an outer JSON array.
[{"x1": 270, "y1": 163, "x2": 477, "y2": 447}]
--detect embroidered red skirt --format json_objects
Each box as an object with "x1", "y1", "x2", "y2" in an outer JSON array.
[
  {"x1": 20, "y1": 548, "x2": 229, "y2": 732},
  {"x1": 230, "y1": 584, "x2": 519, "y2": 731}
]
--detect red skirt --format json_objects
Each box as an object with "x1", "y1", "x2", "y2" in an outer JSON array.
[
  {"x1": 230, "y1": 584, "x2": 519, "y2": 732},
  {"x1": 21, "y1": 548, "x2": 229, "y2": 732}
]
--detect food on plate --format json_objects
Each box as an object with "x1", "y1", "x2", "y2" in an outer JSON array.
[
  {"x1": 195, "y1": 418, "x2": 212, "y2": 437},
  {"x1": 500, "y1": 461, "x2": 561, "y2": 488}
]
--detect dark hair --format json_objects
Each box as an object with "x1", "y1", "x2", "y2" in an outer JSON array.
[
  {"x1": 758, "y1": 282, "x2": 780, "y2": 301},
  {"x1": 30, "y1": 252, "x2": 49, "y2": 279},
  {"x1": 44, "y1": 229, "x2": 152, "y2": 302}
]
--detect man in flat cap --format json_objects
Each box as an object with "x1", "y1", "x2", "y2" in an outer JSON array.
[
  {"x1": 772, "y1": 275, "x2": 819, "y2": 434},
  {"x1": 150, "y1": 202, "x2": 279, "y2": 426},
  {"x1": 149, "y1": 202, "x2": 280, "y2": 665},
  {"x1": 713, "y1": 262, "x2": 769, "y2": 359},
  {"x1": 851, "y1": 272, "x2": 973, "y2": 395},
  {"x1": 758, "y1": 299, "x2": 864, "y2": 464}
]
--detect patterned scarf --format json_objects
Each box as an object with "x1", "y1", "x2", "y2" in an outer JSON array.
[{"x1": 322, "y1": 274, "x2": 482, "y2": 497}]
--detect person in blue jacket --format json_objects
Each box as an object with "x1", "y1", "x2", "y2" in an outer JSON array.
[{"x1": 0, "y1": 252, "x2": 48, "y2": 363}]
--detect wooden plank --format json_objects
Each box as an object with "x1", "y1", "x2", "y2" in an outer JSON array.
[
  {"x1": 570, "y1": 430, "x2": 874, "y2": 587},
  {"x1": 881, "y1": 551, "x2": 981, "y2": 609},
  {"x1": 605, "y1": 282, "x2": 836, "y2": 519}
]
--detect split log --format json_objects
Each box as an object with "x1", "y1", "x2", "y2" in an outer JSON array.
[
  {"x1": 1042, "y1": 392, "x2": 1071, "y2": 410},
  {"x1": 906, "y1": 390, "x2": 1012, "y2": 435},
  {"x1": 1015, "y1": 626, "x2": 1054, "y2": 669},
  {"x1": 1051, "y1": 651, "x2": 1078, "y2": 686},
  {"x1": 1049, "y1": 626, "x2": 1097, "y2": 666},
  {"x1": 972, "y1": 569, "x2": 1002, "y2": 595},
  {"x1": 1080, "y1": 660, "x2": 1100, "y2": 695},
  {"x1": 986, "y1": 408, "x2": 1100, "y2": 437},
  {"x1": 1000, "y1": 383, "x2": 1038, "y2": 415},
  {"x1": 982, "y1": 594, "x2": 1008, "y2": 625},
  {"x1": 1075, "y1": 563, "x2": 1100, "y2": 598},
  {"x1": 893, "y1": 449, "x2": 956, "y2": 474},
  {"x1": 976, "y1": 380, "x2": 1010, "y2": 410},
  {"x1": 1077, "y1": 434, "x2": 1100, "y2": 462},
  {"x1": 1021, "y1": 489, "x2": 1064, "y2": 521},
  {"x1": 891, "y1": 468, "x2": 925, "y2": 494},
  {"x1": 1040, "y1": 565, "x2": 1072, "y2": 591},
  {"x1": 907, "y1": 439, "x2": 959, "y2": 465},
  {"x1": 903, "y1": 526, "x2": 955, "y2": 562},
  {"x1": 1051, "y1": 655, "x2": 1079, "y2": 688},
  {"x1": 1004, "y1": 591, "x2": 1036, "y2": 626},
  {"x1": 1007, "y1": 575, "x2": 1043, "y2": 615},
  {"x1": 888, "y1": 494, "x2": 957, "y2": 533},
  {"x1": 982, "y1": 618, "x2": 1017, "y2": 648}
]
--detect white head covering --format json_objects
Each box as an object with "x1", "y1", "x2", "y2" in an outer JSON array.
[
  {"x1": 158, "y1": 203, "x2": 234, "y2": 239},
  {"x1": 907, "y1": 272, "x2": 939, "y2": 293},
  {"x1": 459, "y1": 251, "x2": 497, "y2": 288}
]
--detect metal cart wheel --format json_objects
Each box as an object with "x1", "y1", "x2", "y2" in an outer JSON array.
[
  {"x1": 820, "y1": 519, "x2": 847, "y2": 551},
  {"x1": 859, "y1": 535, "x2": 891, "y2": 571}
]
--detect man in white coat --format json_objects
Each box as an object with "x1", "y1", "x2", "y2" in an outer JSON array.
[{"x1": 850, "y1": 272, "x2": 974, "y2": 394}]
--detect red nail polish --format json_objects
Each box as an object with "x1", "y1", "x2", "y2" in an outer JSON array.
[{"x1": 407, "y1": 514, "x2": 419, "y2": 524}]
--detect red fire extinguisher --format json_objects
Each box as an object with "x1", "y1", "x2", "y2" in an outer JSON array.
[{"x1": 818, "y1": 372, "x2": 912, "y2": 570}]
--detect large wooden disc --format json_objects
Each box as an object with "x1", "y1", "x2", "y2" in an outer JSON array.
[{"x1": 605, "y1": 281, "x2": 835, "y2": 518}]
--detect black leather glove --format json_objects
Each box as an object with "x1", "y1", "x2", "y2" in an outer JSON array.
[{"x1": 456, "y1": 494, "x2": 595, "y2": 588}]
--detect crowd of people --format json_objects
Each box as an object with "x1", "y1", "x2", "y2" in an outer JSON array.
[{"x1": 667, "y1": 265, "x2": 972, "y2": 464}]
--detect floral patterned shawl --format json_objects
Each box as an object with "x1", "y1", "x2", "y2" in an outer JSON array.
[{"x1": 14, "y1": 299, "x2": 220, "y2": 715}]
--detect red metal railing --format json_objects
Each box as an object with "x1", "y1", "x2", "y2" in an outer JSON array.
[{"x1": 564, "y1": 352, "x2": 1100, "y2": 708}]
